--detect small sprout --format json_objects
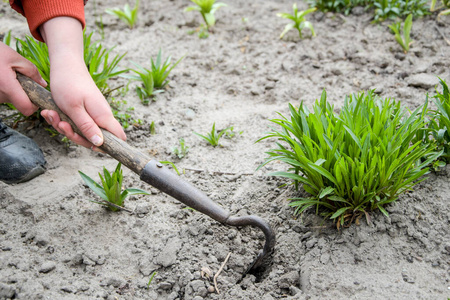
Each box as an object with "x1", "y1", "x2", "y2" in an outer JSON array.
[
  {"x1": 159, "y1": 161, "x2": 181, "y2": 175},
  {"x1": 147, "y1": 272, "x2": 157, "y2": 289},
  {"x1": 149, "y1": 121, "x2": 156, "y2": 134},
  {"x1": 224, "y1": 126, "x2": 243, "y2": 139},
  {"x1": 185, "y1": 0, "x2": 227, "y2": 28},
  {"x1": 79, "y1": 163, "x2": 149, "y2": 212},
  {"x1": 129, "y1": 49, "x2": 183, "y2": 103},
  {"x1": 105, "y1": 0, "x2": 139, "y2": 28},
  {"x1": 388, "y1": 14, "x2": 413, "y2": 53},
  {"x1": 2, "y1": 30, "x2": 11, "y2": 46},
  {"x1": 277, "y1": 4, "x2": 317, "y2": 39},
  {"x1": 172, "y1": 138, "x2": 190, "y2": 159},
  {"x1": 193, "y1": 122, "x2": 231, "y2": 147}
]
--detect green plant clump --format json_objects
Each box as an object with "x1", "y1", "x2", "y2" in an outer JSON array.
[
  {"x1": 428, "y1": 79, "x2": 450, "y2": 163},
  {"x1": 194, "y1": 122, "x2": 231, "y2": 147},
  {"x1": 172, "y1": 138, "x2": 190, "y2": 159},
  {"x1": 15, "y1": 31, "x2": 127, "y2": 96},
  {"x1": 258, "y1": 90, "x2": 440, "y2": 227},
  {"x1": 105, "y1": 0, "x2": 139, "y2": 28},
  {"x1": 129, "y1": 49, "x2": 183, "y2": 104},
  {"x1": 388, "y1": 14, "x2": 413, "y2": 53},
  {"x1": 79, "y1": 163, "x2": 149, "y2": 212},
  {"x1": 277, "y1": 4, "x2": 317, "y2": 39},
  {"x1": 185, "y1": 0, "x2": 227, "y2": 28}
]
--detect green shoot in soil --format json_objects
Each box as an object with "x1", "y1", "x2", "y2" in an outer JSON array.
[
  {"x1": 105, "y1": 0, "x2": 139, "y2": 28},
  {"x1": 147, "y1": 272, "x2": 157, "y2": 289},
  {"x1": 277, "y1": 4, "x2": 317, "y2": 39},
  {"x1": 193, "y1": 123, "x2": 231, "y2": 147},
  {"x1": 172, "y1": 138, "x2": 190, "y2": 159},
  {"x1": 428, "y1": 79, "x2": 450, "y2": 164},
  {"x1": 129, "y1": 50, "x2": 183, "y2": 104},
  {"x1": 149, "y1": 121, "x2": 156, "y2": 134},
  {"x1": 185, "y1": 0, "x2": 227, "y2": 28},
  {"x1": 258, "y1": 90, "x2": 440, "y2": 228},
  {"x1": 388, "y1": 14, "x2": 413, "y2": 53},
  {"x1": 79, "y1": 163, "x2": 149, "y2": 212}
]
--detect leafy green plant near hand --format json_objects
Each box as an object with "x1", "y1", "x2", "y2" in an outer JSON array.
[
  {"x1": 194, "y1": 123, "x2": 231, "y2": 147},
  {"x1": 79, "y1": 163, "x2": 149, "y2": 212},
  {"x1": 105, "y1": 0, "x2": 139, "y2": 28},
  {"x1": 129, "y1": 50, "x2": 183, "y2": 104},
  {"x1": 15, "y1": 31, "x2": 127, "y2": 96},
  {"x1": 277, "y1": 4, "x2": 317, "y2": 39},
  {"x1": 185, "y1": 0, "x2": 227, "y2": 28},
  {"x1": 172, "y1": 138, "x2": 190, "y2": 159},
  {"x1": 388, "y1": 14, "x2": 413, "y2": 53},
  {"x1": 83, "y1": 31, "x2": 128, "y2": 95},
  {"x1": 258, "y1": 90, "x2": 440, "y2": 227}
]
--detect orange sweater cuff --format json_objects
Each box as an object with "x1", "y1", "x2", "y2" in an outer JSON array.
[{"x1": 16, "y1": 0, "x2": 86, "y2": 42}]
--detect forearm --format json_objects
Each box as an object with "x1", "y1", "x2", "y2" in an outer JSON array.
[{"x1": 40, "y1": 17, "x2": 85, "y2": 73}]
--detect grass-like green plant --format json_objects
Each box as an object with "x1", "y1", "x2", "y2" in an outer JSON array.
[
  {"x1": 83, "y1": 31, "x2": 128, "y2": 95},
  {"x1": 16, "y1": 36, "x2": 51, "y2": 88},
  {"x1": 373, "y1": 0, "x2": 428, "y2": 21},
  {"x1": 431, "y1": 0, "x2": 450, "y2": 18},
  {"x1": 172, "y1": 138, "x2": 190, "y2": 159},
  {"x1": 194, "y1": 123, "x2": 231, "y2": 147},
  {"x1": 79, "y1": 163, "x2": 149, "y2": 212},
  {"x1": 258, "y1": 90, "x2": 440, "y2": 227},
  {"x1": 185, "y1": 0, "x2": 227, "y2": 28},
  {"x1": 427, "y1": 79, "x2": 450, "y2": 164},
  {"x1": 149, "y1": 121, "x2": 156, "y2": 134},
  {"x1": 105, "y1": 0, "x2": 139, "y2": 28},
  {"x1": 15, "y1": 31, "x2": 127, "y2": 96},
  {"x1": 388, "y1": 14, "x2": 413, "y2": 53},
  {"x1": 277, "y1": 4, "x2": 317, "y2": 39},
  {"x1": 147, "y1": 272, "x2": 157, "y2": 289},
  {"x1": 129, "y1": 50, "x2": 183, "y2": 104},
  {"x1": 2, "y1": 30, "x2": 11, "y2": 46}
]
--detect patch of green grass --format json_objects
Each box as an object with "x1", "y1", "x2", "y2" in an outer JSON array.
[
  {"x1": 79, "y1": 163, "x2": 149, "y2": 212},
  {"x1": 258, "y1": 90, "x2": 440, "y2": 227},
  {"x1": 15, "y1": 31, "x2": 127, "y2": 96}
]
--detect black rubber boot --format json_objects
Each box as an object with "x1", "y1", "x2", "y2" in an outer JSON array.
[{"x1": 0, "y1": 119, "x2": 46, "y2": 184}]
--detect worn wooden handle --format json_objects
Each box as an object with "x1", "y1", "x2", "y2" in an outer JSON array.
[{"x1": 16, "y1": 73, "x2": 150, "y2": 175}]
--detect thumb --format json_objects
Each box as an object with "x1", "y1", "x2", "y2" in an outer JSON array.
[{"x1": 67, "y1": 109, "x2": 104, "y2": 146}]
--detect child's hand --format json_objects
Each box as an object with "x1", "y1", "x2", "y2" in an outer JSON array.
[
  {"x1": 0, "y1": 43, "x2": 48, "y2": 115},
  {"x1": 40, "y1": 17, "x2": 126, "y2": 149}
]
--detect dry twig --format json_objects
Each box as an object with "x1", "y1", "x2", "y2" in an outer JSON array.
[{"x1": 213, "y1": 252, "x2": 231, "y2": 294}]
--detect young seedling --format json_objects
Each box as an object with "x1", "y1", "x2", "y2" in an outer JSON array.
[
  {"x1": 258, "y1": 90, "x2": 440, "y2": 228},
  {"x1": 172, "y1": 138, "x2": 190, "y2": 159},
  {"x1": 105, "y1": 0, "x2": 139, "y2": 28},
  {"x1": 388, "y1": 14, "x2": 413, "y2": 53},
  {"x1": 224, "y1": 126, "x2": 243, "y2": 139},
  {"x1": 277, "y1": 4, "x2": 317, "y2": 39},
  {"x1": 129, "y1": 50, "x2": 183, "y2": 104},
  {"x1": 185, "y1": 0, "x2": 227, "y2": 28},
  {"x1": 193, "y1": 123, "x2": 231, "y2": 147},
  {"x1": 79, "y1": 163, "x2": 149, "y2": 212},
  {"x1": 147, "y1": 272, "x2": 157, "y2": 289},
  {"x1": 149, "y1": 121, "x2": 156, "y2": 134}
]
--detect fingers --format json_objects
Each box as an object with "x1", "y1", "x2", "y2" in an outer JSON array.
[
  {"x1": 13, "y1": 60, "x2": 48, "y2": 89},
  {"x1": 3, "y1": 80, "x2": 39, "y2": 116},
  {"x1": 41, "y1": 109, "x2": 93, "y2": 148}
]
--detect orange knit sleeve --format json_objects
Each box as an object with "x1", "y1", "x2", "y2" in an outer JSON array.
[{"x1": 9, "y1": 0, "x2": 86, "y2": 42}]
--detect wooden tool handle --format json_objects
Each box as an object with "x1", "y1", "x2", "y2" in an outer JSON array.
[{"x1": 17, "y1": 73, "x2": 150, "y2": 175}]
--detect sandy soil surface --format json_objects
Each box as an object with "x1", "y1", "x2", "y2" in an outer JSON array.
[{"x1": 1, "y1": 0, "x2": 449, "y2": 299}]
